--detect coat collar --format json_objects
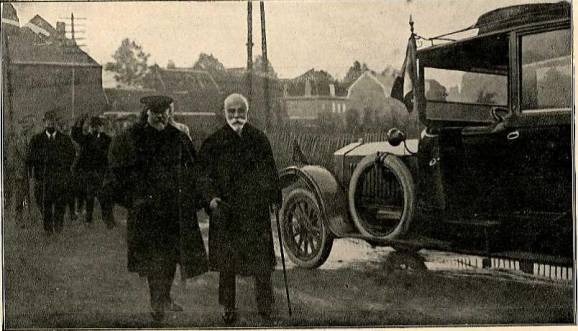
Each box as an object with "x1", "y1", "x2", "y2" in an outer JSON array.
[{"x1": 222, "y1": 122, "x2": 253, "y2": 139}]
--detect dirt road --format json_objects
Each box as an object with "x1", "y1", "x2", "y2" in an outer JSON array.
[{"x1": 3, "y1": 210, "x2": 574, "y2": 328}]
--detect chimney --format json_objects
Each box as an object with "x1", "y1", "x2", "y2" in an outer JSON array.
[
  {"x1": 305, "y1": 79, "x2": 312, "y2": 97},
  {"x1": 56, "y1": 22, "x2": 65, "y2": 39},
  {"x1": 329, "y1": 83, "x2": 335, "y2": 97}
]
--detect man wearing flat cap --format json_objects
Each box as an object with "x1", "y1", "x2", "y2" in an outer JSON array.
[
  {"x1": 71, "y1": 114, "x2": 115, "y2": 227},
  {"x1": 198, "y1": 93, "x2": 282, "y2": 324},
  {"x1": 105, "y1": 95, "x2": 207, "y2": 322},
  {"x1": 27, "y1": 109, "x2": 76, "y2": 234}
]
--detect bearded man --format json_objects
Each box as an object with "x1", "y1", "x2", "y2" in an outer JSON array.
[
  {"x1": 105, "y1": 95, "x2": 207, "y2": 322},
  {"x1": 198, "y1": 93, "x2": 282, "y2": 324}
]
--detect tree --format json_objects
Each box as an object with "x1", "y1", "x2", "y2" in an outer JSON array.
[
  {"x1": 142, "y1": 64, "x2": 161, "y2": 90},
  {"x1": 104, "y1": 38, "x2": 151, "y2": 87},
  {"x1": 254, "y1": 55, "x2": 278, "y2": 78},
  {"x1": 343, "y1": 60, "x2": 370, "y2": 84},
  {"x1": 192, "y1": 53, "x2": 225, "y2": 72},
  {"x1": 381, "y1": 65, "x2": 401, "y2": 78}
]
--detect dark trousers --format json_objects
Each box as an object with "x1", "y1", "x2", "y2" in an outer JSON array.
[
  {"x1": 147, "y1": 263, "x2": 177, "y2": 311},
  {"x1": 219, "y1": 271, "x2": 274, "y2": 313},
  {"x1": 34, "y1": 182, "x2": 66, "y2": 233},
  {"x1": 68, "y1": 190, "x2": 85, "y2": 216},
  {"x1": 79, "y1": 170, "x2": 114, "y2": 226}
]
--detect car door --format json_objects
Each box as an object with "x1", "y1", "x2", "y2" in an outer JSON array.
[
  {"x1": 487, "y1": 24, "x2": 573, "y2": 256},
  {"x1": 507, "y1": 25, "x2": 572, "y2": 214}
]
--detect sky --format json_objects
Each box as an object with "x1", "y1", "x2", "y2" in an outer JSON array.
[{"x1": 12, "y1": 0, "x2": 556, "y2": 79}]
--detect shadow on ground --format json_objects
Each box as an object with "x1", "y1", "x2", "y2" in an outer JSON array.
[{"x1": 3, "y1": 209, "x2": 574, "y2": 328}]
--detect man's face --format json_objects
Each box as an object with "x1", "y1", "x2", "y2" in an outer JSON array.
[
  {"x1": 44, "y1": 118, "x2": 56, "y2": 129},
  {"x1": 225, "y1": 100, "x2": 247, "y2": 132},
  {"x1": 147, "y1": 108, "x2": 170, "y2": 131},
  {"x1": 90, "y1": 124, "x2": 103, "y2": 134}
]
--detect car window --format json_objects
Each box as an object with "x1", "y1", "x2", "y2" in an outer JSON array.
[
  {"x1": 424, "y1": 68, "x2": 508, "y2": 106},
  {"x1": 520, "y1": 29, "x2": 571, "y2": 111}
]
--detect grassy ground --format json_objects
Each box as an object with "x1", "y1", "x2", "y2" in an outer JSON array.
[{"x1": 3, "y1": 207, "x2": 574, "y2": 328}]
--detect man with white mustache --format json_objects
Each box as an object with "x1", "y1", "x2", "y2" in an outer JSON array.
[{"x1": 198, "y1": 93, "x2": 282, "y2": 324}]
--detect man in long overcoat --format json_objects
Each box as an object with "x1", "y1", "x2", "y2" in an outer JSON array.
[
  {"x1": 71, "y1": 115, "x2": 115, "y2": 227},
  {"x1": 27, "y1": 109, "x2": 76, "y2": 234},
  {"x1": 105, "y1": 95, "x2": 208, "y2": 321},
  {"x1": 198, "y1": 93, "x2": 282, "y2": 323},
  {"x1": 6, "y1": 117, "x2": 35, "y2": 228}
]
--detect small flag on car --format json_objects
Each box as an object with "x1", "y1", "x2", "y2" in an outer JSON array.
[{"x1": 391, "y1": 32, "x2": 418, "y2": 112}]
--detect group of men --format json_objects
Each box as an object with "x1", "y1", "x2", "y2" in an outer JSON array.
[
  {"x1": 21, "y1": 93, "x2": 281, "y2": 323},
  {"x1": 24, "y1": 110, "x2": 114, "y2": 233}
]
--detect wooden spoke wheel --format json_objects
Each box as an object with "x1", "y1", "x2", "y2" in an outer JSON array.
[{"x1": 280, "y1": 188, "x2": 334, "y2": 269}]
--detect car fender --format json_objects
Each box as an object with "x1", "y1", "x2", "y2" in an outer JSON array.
[
  {"x1": 337, "y1": 139, "x2": 419, "y2": 158},
  {"x1": 280, "y1": 165, "x2": 355, "y2": 237}
]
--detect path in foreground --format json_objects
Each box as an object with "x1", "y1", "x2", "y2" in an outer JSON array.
[{"x1": 4, "y1": 210, "x2": 573, "y2": 328}]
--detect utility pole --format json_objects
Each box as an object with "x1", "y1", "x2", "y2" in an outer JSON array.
[
  {"x1": 246, "y1": 1, "x2": 253, "y2": 104},
  {"x1": 260, "y1": 1, "x2": 271, "y2": 129},
  {"x1": 59, "y1": 12, "x2": 87, "y2": 122},
  {"x1": 71, "y1": 13, "x2": 76, "y2": 119}
]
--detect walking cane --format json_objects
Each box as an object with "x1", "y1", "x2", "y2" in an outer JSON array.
[
  {"x1": 25, "y1": 174, "x2": 33, "y2": 223},
  {"x1": 273, "y1": 205, "x2": 292, "y2": 316}
]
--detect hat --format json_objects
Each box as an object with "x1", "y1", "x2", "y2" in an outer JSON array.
[
  {"x1": 140, "y1": 95, "x2": 173, "y2": 113},
  {"x1": 89, "y1": 116, "x2": 104, "y2": 127},
  {"x1": 43, "y1": 109, "x2": 59, "y2": 121}
]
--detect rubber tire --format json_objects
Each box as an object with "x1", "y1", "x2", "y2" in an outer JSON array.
[
  {"x1": 348, "y1": 154, "x2": 416, "y2": 240},
  {"x1": 280, "y1": 188, "x2": 334, "y2": 269}
]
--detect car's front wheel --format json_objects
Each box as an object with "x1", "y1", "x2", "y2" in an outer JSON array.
[{"x1": 280, "y1": 188, "x2": 334, "y2": 269}]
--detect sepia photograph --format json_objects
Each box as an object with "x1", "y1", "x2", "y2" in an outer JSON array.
[{"x1": 1, "y1": 0, "x2": 574, "y2": 328}]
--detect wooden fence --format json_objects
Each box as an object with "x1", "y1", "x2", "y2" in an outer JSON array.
[{"x1": 266, "y1": 129, "x2": 389, "y2": 170}]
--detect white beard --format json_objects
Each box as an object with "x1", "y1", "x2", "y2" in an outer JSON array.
[{"x1": 227, "y1": 118, "x2": 246, "y2": 133}]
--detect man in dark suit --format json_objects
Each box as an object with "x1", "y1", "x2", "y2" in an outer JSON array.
[
  {"x1": 27, "y1": 109, "x2": 76, "y2": 234},
  {"x1": 71, "y1": 115, "x2": 115, "y2": 227},
  {"x1": 105, "y1": 95, "x2": 208, "y2": 322},
  {"x1": 198, "y1": 93, "x2": 282, "y2": 324}
]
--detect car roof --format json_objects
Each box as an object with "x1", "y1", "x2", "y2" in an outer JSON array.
[{"x1": 418, "y1": 2, "x2": 570, "y2": 53}]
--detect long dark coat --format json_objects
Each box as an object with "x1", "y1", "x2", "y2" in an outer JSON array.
[
  {"x1": 198, "y1": 124, "x2": 282, "y2": 275},
  {"x1": 71, "y1": 126, "x2": 111, "y2": 173},
  {"x1": 106, "y1": 123, "x2": 208, "y2": 278},
  {"x1": 27, "y1": 130, "x2": 76, "y2": 193}
]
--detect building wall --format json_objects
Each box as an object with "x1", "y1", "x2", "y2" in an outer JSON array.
[
  {"x1": 283, "y1": 96, "x2": 349, "y2": 131},
  {"x1": 284, "y1": 97, "x2": 348, "y2": 120},
  {"x1": 6, "y1": 64, "x2": 107, "y2": 134}
]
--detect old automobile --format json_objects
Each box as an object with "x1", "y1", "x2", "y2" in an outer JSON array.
[{"x1": 279, "y1": 2, "x2": 572, "y2": 270}]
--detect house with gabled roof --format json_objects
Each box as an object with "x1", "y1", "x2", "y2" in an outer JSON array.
[
  {"x1": 281, "y1": 69, "x2": 348, "y2": 129},
  {"x1": 146, "y1": 66, "x2": 222, "y2": 113},
  {"x1": 2, "y1": 3, "x2": 107, "y2": 135},
  {"x1": 346, "y1": 71, "x2": 418, "y2": 135}
]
